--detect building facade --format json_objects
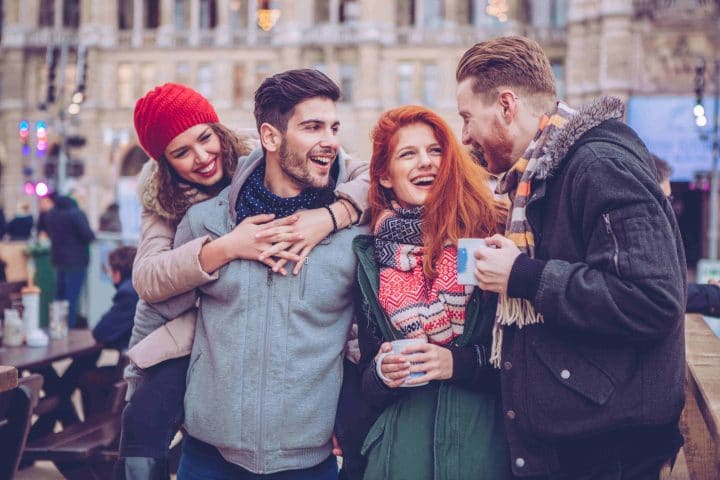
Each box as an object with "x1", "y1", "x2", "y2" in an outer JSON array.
[
  {"x1": 0, "y1": 0, "x2": 570, "y2": 229},
  {"x1": 1, "y1": 0, "x2": 718, "y2": 235}
]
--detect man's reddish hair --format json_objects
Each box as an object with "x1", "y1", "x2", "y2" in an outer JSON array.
[{"x1": 369, "y1": 105, "x2": 498, "y2": 276}]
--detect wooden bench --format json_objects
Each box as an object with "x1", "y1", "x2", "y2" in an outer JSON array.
[
  {"x1": 680, "y1": 314, "x2": 720, "y2": 479},
  {"x1": 22, "y1": 381, "x2": 127, "y2": 480}
]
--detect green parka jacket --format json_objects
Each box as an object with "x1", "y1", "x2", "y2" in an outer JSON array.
[{"x1": 353, "y1": 235, "x2": 513, "y2": 480}]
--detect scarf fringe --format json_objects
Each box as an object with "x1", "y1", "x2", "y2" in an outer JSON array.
[{"x1": 490, "y1": 294, "x2": 544, "y2": 368}]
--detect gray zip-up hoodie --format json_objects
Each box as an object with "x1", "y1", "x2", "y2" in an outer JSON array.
[{"x1": 158, "y1": 147, "x2": 365, "y2": 473}]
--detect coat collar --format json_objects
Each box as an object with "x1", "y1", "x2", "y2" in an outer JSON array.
[
  {"x1": 136, "y1": 160, "x2": 209, "y2": 222},
  {"x1": 533, "y1": 96, "x2": 625, "y2": 181}
]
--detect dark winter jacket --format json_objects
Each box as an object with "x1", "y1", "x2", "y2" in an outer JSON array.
[
  {"x1": 92, "y1": 277, "x2": 139, "y2": 350},
  {"x1": 501, "y1": 97, "x2": 687, "y2": 476},
  {"x1": 44, "y1": 196, "x2": 95, "y2": 268},
  {"x1": 686, "y1": 282, "x2": 720, "y2": 316},
  {"x1": 6, "y1": 215, "x2": 33, "y2": 240},
  {"x1": 352, "y1": 235, "x2": 512, "y2": 480}
]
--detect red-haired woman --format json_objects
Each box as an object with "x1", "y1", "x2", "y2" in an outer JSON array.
[{"x1": 352, "y1": 105, "x2": 512, "y2": 479}]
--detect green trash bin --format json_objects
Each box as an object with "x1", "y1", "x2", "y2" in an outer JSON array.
[{"x1": 28, "y1": 241, "x2": 55, "y2": 328}]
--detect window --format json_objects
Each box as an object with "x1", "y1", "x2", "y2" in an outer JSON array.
[
  {"x1": 63, "y1": 0, "x2": 80, "y2": 28},
  {"x1": 551, "y1": 62, "x2": 565, "y2": 99},
  {"x1": 396, "y1": 62, "x2": 415, "y2": 105},
  {"x1": 421, "y1": 0, "x2": 443, "y2": 28},
  {"x1": 396, "y1": 0, "x2": 415, "y2": 27},
  {"x1": 233, "y1": 64, "x2": 245, "y2": 104},
  {"x1": 118, "y1": 0, "x2": 133, "y2": 30},
  {"x1": 340, "y1": 64, "x2": 355, "y2": 103},
  {"x1": 175, "y1": 62, "x2": 192, "y2": 86},
  {"x1": 339, "y1": 0, "x2": 360, "y2": 23},
  {"x1": 39, "y1": 0, "x2": 55, "y2": 27},
  {"x1": 315, "y1": 0, "x2": 330, "y2": 23},
  {"x1": 550, "y1": 0, "x2": 568, "y2": 28},
  {"x1": 200, "y1": 0, "x2": 217, "y2": 29},
  {"x1": 422, "y1": 63, "x2": 437, "y2": 107},
  {"x1": 197, "y1": 63, "x2": 214, "y2": 99},
  {"x1": 230, "y1": 0, "x2": 248, "y2": 30},
  {"x1": 118, "y1": 63, "x2": 134, "y2": 108},
  {"x1": 141, "y1": 64, "x2": 157, "y2": 98},
  {"x1": 145, "y1": 0, "x2": 160, "y2": 28},
  {"x1": 174, "y1": 0, "x2": 189, "y2": 30}
]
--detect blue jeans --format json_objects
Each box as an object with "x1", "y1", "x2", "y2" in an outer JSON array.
[
  {"x1": 55, "y1": 267, "x2": 87, "y2": 328},
  {"x1": 178, "y1": 435, "x2": 338, "y2": 480}
]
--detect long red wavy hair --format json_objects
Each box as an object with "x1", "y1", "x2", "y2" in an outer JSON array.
[{"x1": 369, "y1": 105, "x2": 498, "y2": 277}]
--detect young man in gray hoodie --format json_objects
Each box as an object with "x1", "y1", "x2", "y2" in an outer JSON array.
[{"x1": 155, "y1": 69, "x2": 365, "y2": 479}]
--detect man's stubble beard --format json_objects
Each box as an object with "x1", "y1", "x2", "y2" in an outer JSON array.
[{"x1": 278, "y1": 140, "x2": 332, "y2": 190}]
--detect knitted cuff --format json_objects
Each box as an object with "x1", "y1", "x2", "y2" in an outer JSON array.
[{"x1": 507, "y1": 253, "x2": 546, "y2": 301}]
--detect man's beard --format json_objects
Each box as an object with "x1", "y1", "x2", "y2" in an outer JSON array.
[
  {"x1": 482, "y1": 120, "x2": 516, "y2": 175},
  {"x1": 278, "y1": 140, "x2": 331, "y2": 190}
]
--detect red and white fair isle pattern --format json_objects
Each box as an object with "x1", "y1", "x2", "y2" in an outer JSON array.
[{"x1": 378, "y1": 247, "x2": 473, "y2": 345}]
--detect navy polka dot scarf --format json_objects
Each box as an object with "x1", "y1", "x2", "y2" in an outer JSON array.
[{"x1": 235, "y1": 163, "x2": 336, "y2": 223}]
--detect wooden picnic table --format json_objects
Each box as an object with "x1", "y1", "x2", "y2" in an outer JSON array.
[
  {"x1": 0, "y1": 364, "x2": 18, "y2": 392},
  {"x1": 0, "y1": 329, "x2": 102, "y2": 371},
  {"x1": 0, "y1": 329, "x2": 103, "y2": 439}
]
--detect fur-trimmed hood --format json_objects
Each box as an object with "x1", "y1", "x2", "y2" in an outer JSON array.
[
  {"x1": 534, "y1": 96, "x2": 625, "y2": 181},
  {"x1": 136, "y1": 160, "x2": 209, "y2": 222}
]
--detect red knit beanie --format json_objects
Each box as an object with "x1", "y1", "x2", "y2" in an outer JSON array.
[{"x1": 133, "y1": 83, "x2": 219, "y2": 161}]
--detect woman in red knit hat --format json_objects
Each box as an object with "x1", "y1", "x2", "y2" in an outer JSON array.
[{"x1": 115, "y1": 83, "x2": 369, "y2": 479}]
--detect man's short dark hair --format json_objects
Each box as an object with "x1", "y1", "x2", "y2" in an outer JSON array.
[
  {"x1": 108, "y1": 246, "x2": 137, "y2": 281},
  {"x1": 254, "y1": 69, "x2": 341, "y2": 133},
  {"x1": 651, "y1": 154, "x2": 672, "y2": 183}
]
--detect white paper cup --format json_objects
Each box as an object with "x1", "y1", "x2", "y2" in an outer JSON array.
[
  {"x1": 457, "y1": 238, "x2": 494, "y2": 285},
  {"x1": 375, "y1": 338, "x2": 429, "y2": 387}
]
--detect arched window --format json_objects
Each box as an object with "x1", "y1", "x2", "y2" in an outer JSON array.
[{"x1": 120, "y1": 146, "x2": 149, "y2": 177}]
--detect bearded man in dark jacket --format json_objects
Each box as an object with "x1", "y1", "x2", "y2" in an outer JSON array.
[{"x1": 455, "y1": 36, "x2": 686, "y2": 479}]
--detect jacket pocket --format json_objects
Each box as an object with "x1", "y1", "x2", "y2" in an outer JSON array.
[
  {"x1": 522, "y1": 335, "x2": 617, "y2": 438},
  {"x1": 607, "y1": 203, "x2": 674, "y2": 280}
]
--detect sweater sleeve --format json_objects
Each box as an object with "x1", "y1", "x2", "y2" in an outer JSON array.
[
  {"x1": 356, "y1": 297, "x2": 403, "y2": 409},
  {"x1": 335, "y1": 155, "x2": 370, "y2": 225},
  {"x1": 686, "y1": 282, "x2": 720, "y2": 316},
  {"x1": 132, "y1": 208, "x2": 218, "y2": 303}
]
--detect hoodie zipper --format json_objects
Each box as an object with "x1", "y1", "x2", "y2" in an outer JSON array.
[
  {"x1": 602, "y1": 213, "x2": 620, "y2": 276},
  {"x1": 257, "y1": 267, "x2": 273, "y2": 472}
]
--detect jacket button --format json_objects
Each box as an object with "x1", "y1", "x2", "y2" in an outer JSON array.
[
  {"x1": 503, "y1": 361, "x2": 513, "y2": 370},
  {"x1": 560, "y1": 369, "x2": 571, "y2": 380},
  {"x1": 515, "y1": 458, "x2": 525, "y2": 468},
  {"x1": 506, "y1": 410, "x2": 516, "y2": 420}
]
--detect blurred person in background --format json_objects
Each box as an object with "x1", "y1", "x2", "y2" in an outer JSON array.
[
  {"x1": 92, "y1": 245, "x2": 139, "y2": 350},
  {"x1": 5, "y1": 201, "x2": 33, "y2": 240},
  {"x1": 652, "y1": 153, "x2": 720, "y2": 316},
  {"x1": 43, "y1": 193, "x2": 96, "y2": 328}
]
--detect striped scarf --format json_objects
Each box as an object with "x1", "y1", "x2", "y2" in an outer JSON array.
[
  {"x1": 375, "y1": 206, "x2": 473, "y2": 345},
  {"x1": 490, "y1": 101, "x2": 577, "y2": 367}
]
